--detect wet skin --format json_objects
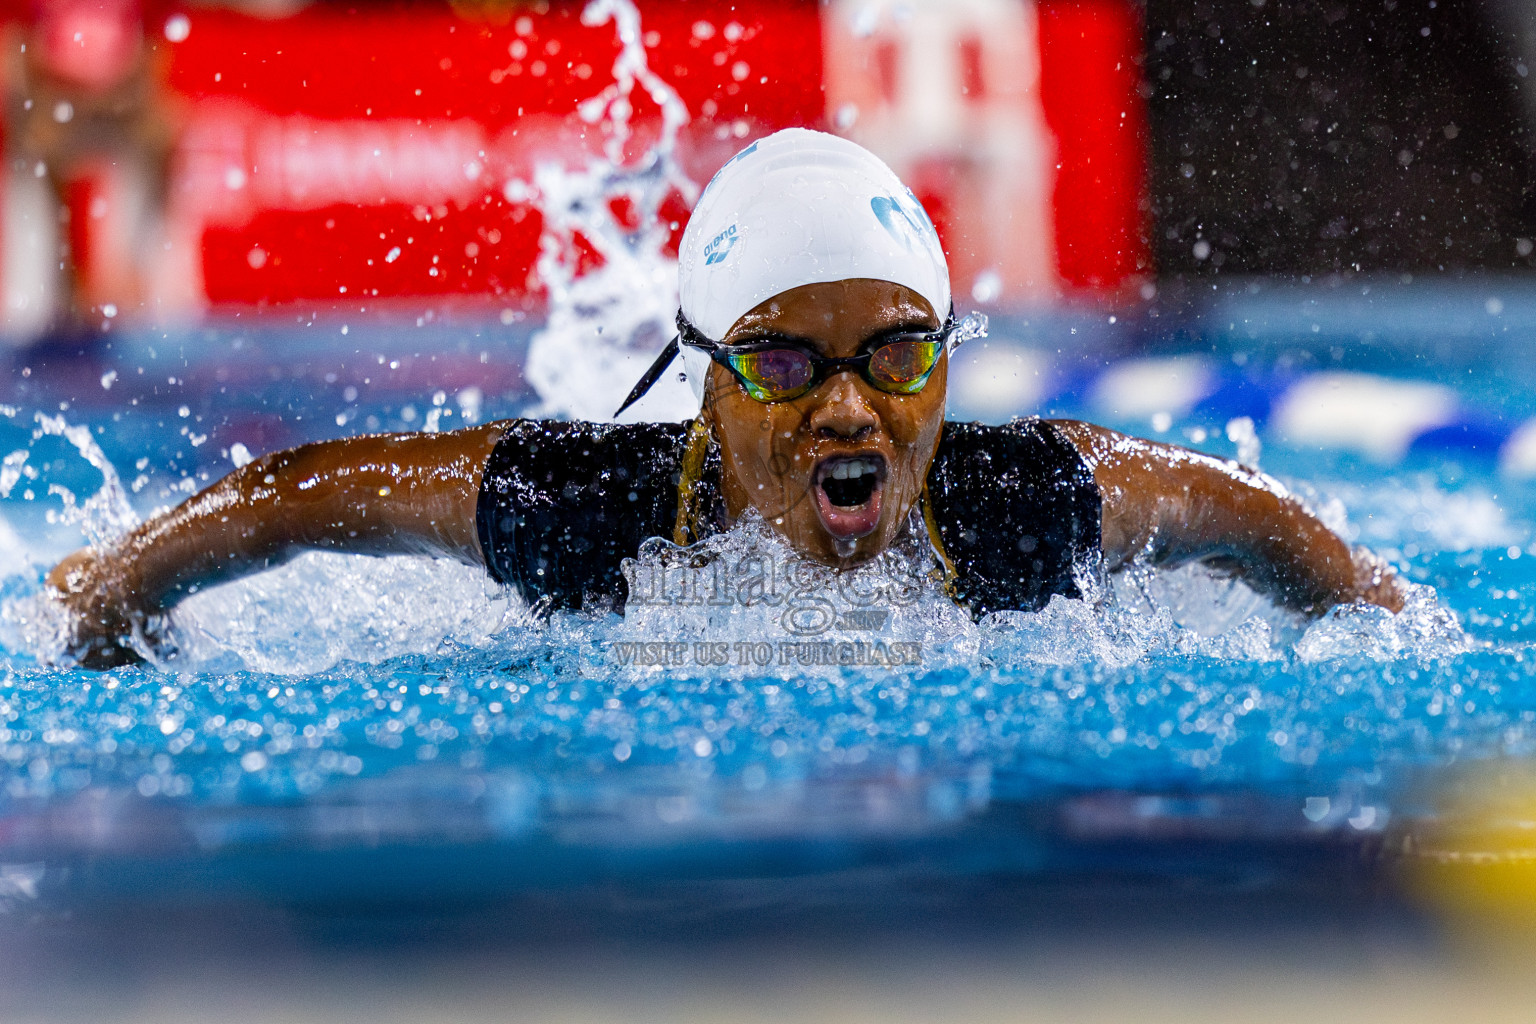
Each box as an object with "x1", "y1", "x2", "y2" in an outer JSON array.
[
  {"x1": 47, "y1": 427, "x2": 506, "y2": 669},
  {"x1": 46, "y1": 277, "x2": 1403, "y2": 668},
  {"x1": 1053, "y1": 421, "x2": 1403, "y2": 615},
  {"x1": 703, "y1": 279, "x2": 946, "y2": 567},
  {"x1": 701, "y1": 279, "x2": 1401, "y2": 611}
]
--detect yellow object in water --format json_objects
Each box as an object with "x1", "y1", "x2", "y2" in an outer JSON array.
[{"x1": 1405, "y1": 762, "x2": 1536, "y2": 930}]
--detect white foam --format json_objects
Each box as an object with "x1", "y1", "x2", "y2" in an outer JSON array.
[
  {"x1": 1294, "y1": 582, "x2": 1469, "y2": 662},
  {"x1": 164, "y1": 552, "x2": 529, "y2": 675},
  {"x1": 608, "y1": 510, "x2": 979, "y2": 678},
  {"x1": 0, "y1": 403, "x2": 1479, "y2": 675},
  {"x1": 984, "y1": 564, "x2": 1286, "y2": 670}
]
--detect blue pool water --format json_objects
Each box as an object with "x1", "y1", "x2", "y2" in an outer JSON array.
[{"x1": 1, "y1": 279, "x2": 1534, "y2": 911}]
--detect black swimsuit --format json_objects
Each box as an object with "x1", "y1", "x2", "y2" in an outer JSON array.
[{"x1": 475, "y1": 417, "x2": 1102, "y2": 617}]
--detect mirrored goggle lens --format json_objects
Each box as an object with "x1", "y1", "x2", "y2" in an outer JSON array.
[
  {"x1": 868, "y1": 339, "x2": 942, "y2": 393},
  {"x1": 727, "y1": 348, "x2": 815, "y2": 399}
]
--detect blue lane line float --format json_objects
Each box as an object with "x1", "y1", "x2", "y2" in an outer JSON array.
[
  {"x1": 1409, "y1": 418, "x2": 1516, "y2": 461},
  {"x1": 947, "y1": 339, "x2": 1536, "y2": 478}
]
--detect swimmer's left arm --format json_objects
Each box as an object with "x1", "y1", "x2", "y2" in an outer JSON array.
[{"x1": 1050, "y1": 420, "x2": 1404, "y2": 614}]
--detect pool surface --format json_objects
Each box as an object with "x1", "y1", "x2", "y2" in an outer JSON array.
[{"x1": 0, "y1": 277, "x2": 1531, "y2": 916}]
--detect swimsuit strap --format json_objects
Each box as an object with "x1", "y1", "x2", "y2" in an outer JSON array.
[
  {"x1": 672, "y1": 416, "x2": 716, "y2": 546},
  {"x1": 919, "y1": 483, "x2": 960, "y2": 600}
]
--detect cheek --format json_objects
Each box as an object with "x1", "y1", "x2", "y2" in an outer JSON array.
[
  {"x1": 881, "y1": 393, "x2": 945, "y2": 451},
  {"x1": 877, "y1": 387, "x2": 945, "y2": 493},
  {"x1": 715, "y1": 390, "x2": 807, "y2": 486}
]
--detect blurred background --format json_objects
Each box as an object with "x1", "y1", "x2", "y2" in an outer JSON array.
[
  {"x1": 0, "y1": 0, "x2": 1148, "y2": 336},
  {"x1": 14, "y1": 2, "x2": 1536, "y2": 1022},
  {"x1": 3, "y1": 0, "x2": 1536, "y2": 333}
]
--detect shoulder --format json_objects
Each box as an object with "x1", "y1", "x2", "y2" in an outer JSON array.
[
  {"x1": 477, "y1": 419, "x2": 693, "y2": 607},
  {"x1": 481, "y1": 419, "x2": 692, "y2": 495},
  {"x1": 926, "y1": 416, "x2": 1102, "y2": 615},
  {"x1": 932, "y1": 416, "x2": 1096, "y2": 492}
]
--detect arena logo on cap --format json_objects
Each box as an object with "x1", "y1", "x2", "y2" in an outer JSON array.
[
  {"x1": 870, "y1": 195, "x2": 927, "y2": 252},
  {"x1": 704, "y1": 224, "x2": 739, "y2": 266}
]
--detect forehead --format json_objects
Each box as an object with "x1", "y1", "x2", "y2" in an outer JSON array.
[{"x1": 724, "y1": 279, "x2": 938, "y2": 346}]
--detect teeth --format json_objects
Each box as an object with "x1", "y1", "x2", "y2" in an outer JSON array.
[{"x1": 825, "y1": 459, "x2": 877, "y2": 482}]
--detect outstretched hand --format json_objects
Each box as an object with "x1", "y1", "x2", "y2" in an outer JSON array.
[
  {"x1": 1352, "y1": 547, "x2": 1407, "y2": 614},
  {"x1": 45, "y1": 547, "x2": 156, "y2": 669}
]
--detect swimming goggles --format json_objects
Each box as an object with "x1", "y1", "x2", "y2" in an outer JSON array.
[{"x1": 615, "y1": 308, "x2": 985, "y2": 416}]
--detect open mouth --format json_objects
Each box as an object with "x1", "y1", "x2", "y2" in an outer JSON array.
[
  {"x1": 819, "y1": 456, "x2": 883, "y2": 507},
  {"x1": 812, "y1": 454, "x2": 887, "y2": 545}
]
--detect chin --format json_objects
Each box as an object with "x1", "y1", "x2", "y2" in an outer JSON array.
[{"x1": 802, "y1": 510, "x2": 904, "y2": 568}]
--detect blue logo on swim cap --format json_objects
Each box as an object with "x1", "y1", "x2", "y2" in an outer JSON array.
[
  {"x1": 704, "y1": 223, "x2": 739, "y2": 266},
  {"x1": 725, "y1": 139, "x2": 759, "y2": 167},
  {"x1": 871, "y1": 195, "x2": 927, "y2": 251},
  {"x1": 701, "y1": 140, "x2": 761, "y2": 197},
  {"x1": 904, "y1": 188, "x2": 940, "y2": 237}
]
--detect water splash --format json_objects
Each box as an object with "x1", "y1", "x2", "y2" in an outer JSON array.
[
  {"x1": 596, "y1": 510, "x2": 1470, "y2": 676},
  {"x1": 0, "y1": 411, "x2": 142, "y2": 666},
  {"x1": 610, "y1": 510, "x2": 980, "y2": 678},
  {"x1": 0, "y1": 413, "x2": 1475, "y2": 676},
  {"x1": 1226, "y1": 415, "x2": 1262, "y2": 468},
  {"x1": 165, "y1": 552, "x2": 530, "y2": 676},
  {"x1": 521, "y1": 0, "x2": 699, "y2": 423},
  {"x1": 983, "y1": 565, "x2": 1287, "y2": 670},
  {"x1": 1294, "y1": 582, "x2": 1470, "y2": 663},
  {"x1": 577, "y1": 0, "x2": 691, "y2": 167},
  {"x1": 14, "y1": 412, "x2": 137, "y2": 547},
  {"x1": 0, "y1": 424, "x2": 1500, "y2": 860}
]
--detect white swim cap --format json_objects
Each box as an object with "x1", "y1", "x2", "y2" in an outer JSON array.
[{"x1": 676, "y1": 129, "x2": 951, "y2": 402}]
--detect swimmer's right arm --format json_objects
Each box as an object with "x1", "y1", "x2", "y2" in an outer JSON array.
[
  {"x1": 45, "y1": 423, "x2": 509, "y2": 669},
  {"x1": 1051, "y1": 420, "x2": 1406, "y2": 615}
]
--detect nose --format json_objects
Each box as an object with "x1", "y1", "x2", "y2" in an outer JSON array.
[{"x1": 808, "y1": 372, "x2": 878, "y2": 441}]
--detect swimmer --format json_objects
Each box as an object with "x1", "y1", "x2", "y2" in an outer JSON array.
[{"x1": 46, "y1": 129, "x2": 1403, "y2": 669}]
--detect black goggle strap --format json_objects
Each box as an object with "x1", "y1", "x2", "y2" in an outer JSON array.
[{"x1": 612, "y1": 333, "x2": 681, "y2": 418}]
